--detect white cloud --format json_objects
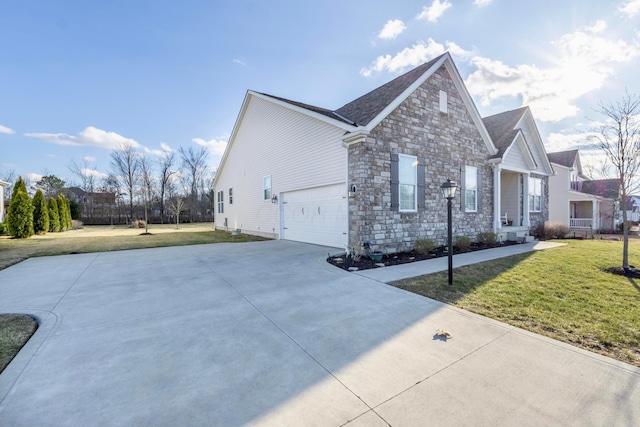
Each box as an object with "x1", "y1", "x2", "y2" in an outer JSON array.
[
  {"x1": 233, "y1": 58, "x2": 247, "y2": 66},
  {"x1": 143, "y1": 142, "x2": 175, "y2": 158},
  {"x1": 192, "y1": 137, "x2": 228, "y2": 156},
  {"x1": 25, "y1": 126, "x2": 141, "y2": 150},
  {"x1": 160, "y1": 142, "x2": 173, "y2": 152},
  {"x1": 360, "y1": 38, "x2": 471, "y2": 76},
  {"x1": 465, "y1": 21, "x2": 640, "y2": 121},
  {"x1": 378, "y1": 19, "x2": 406, "y2": 40},
  {"x1": 416, "y1": 0, "x2": 452, "y2": 22},
  {"x1": 546, "y1": 131, "x2": 598, "y2": 152},
  {"x1": 0, "y1": 124, "x2": 15, "y2": 134},
  {"x1": 83, "y1": 156, "x2": 96, "y2": 162},
  {"x1": 474, "y1": 0, "x2": 492, "y2": 6},
  {"x1": 619, "y1": 0, "x2": 640, "y2": 18},
  {"x1": 25, "y1": 173, "x2": 43, "y2": 191},
  {"x1": 81, "y1": 168, "x2": 108, "y2": 180}
]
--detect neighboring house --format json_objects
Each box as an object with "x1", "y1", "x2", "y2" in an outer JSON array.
[
  {"x1": 213, "y1": 52, "x2": 552, "y2": 251},
  {"x1": 547, "y1": 149, "x2": 619, "y2": 231},
  {"x1": 67, "y1": 186, "x2": 118, "y2": 224},
  {"x1": 0, "y1": 180, "x2": 9, "y2": 223},
  {"x1": 624, "y1": 195, "x2": 640, "y2": 222}
]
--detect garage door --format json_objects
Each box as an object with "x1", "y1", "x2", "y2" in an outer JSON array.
[{"x1": 282, "y1": 183, "x2": 347, "y2": 248}]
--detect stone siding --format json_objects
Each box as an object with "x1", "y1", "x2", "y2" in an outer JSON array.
[
  {"x1": 529, "y1": 172, "x2": 550, "y2": 232},
  {"x1": 348, "y1": 66, "x2": 494, "y2": 252}
]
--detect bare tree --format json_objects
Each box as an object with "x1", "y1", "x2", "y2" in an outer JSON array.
[
  {"x1": 168, "y1": 197, "x2": 186, "y2": 229},
  {"x1": 101, "y1": 173, "x2": 122, "y2": 225},
  {"x1": 158, "y1": 150, "x2": 177, "y2": 223},
  {"x1": 179, "y1": 146, "x2": 209, "y2": 222},
  {"x1": 69, "y1": 158, "x2": 97, "y2": 220},
  {"x1": 110, "y1": 143, "x2": 140, "y2": 221},
  {"x1": 591, "y1": 91, "x2": 640, "y2": 272},
  {"x1": 1, "y1": 169, "x2": 16, "y2": 202},
  {"x1": 139, "y1": 153, "x2": 155, "y2": 232}
]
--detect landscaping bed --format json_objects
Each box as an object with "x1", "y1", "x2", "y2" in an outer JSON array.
[{"x1": 327, "y1": 240, "x2": 524, "y2": 271}]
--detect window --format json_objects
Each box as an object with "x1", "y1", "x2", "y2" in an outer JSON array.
[
  {"x1": 570, "y1": 173, "x2": 582, "y2": 191},
  {"x1": 263, "y1": 176, "x2": 271, "y2": 201},
  {"x1": 217, "y1": 190, "x2": 224, "y2": 214},
  {"x1": 529, "y1": 177, "x2": 542, "y2": 212},
  {"x1": 439, "y1": 90, "x2": 448, "y2": 113},
  {"x1": 228, "y1": 188, "x2": 233, "y2": 204},
  {"x1": 465, "y1": 166, "x2": 478, "y2": 212},
  {"x1": 399, "y1": 155, "x2": 417, "y2": 211}
]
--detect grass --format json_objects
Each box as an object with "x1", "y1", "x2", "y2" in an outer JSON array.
[
  {"x1": 0, "y1": 315, "x2": 38, "y2": 374},
  {"x1": 0, "y1": 223, "x2": 267, "y2": 271},
  {"x1": 392, "y1": 239, "x2": 640, "y2": 367}
]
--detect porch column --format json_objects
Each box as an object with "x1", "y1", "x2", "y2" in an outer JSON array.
[
  {"x1": 523, "y1": 173, "x2": 530, "y2": 228},
  {"x1": 493, "y1": 164, "x2": 501, "y2": 232}
]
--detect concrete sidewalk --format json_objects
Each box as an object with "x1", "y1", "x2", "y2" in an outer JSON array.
[
  {"x1": 0, "y1": 240, "x2": 638, "y2": 426},
  {"x1": 355, "y1": 240, "x2": 566, "y2": 282}
]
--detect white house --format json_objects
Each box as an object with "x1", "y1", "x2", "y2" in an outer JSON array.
[
  {"x1": 547, "y1": 150, "x2": 619, "y2": 231},
  {"x1": 0, "y1": 180, "x2": 10, "y2": 223},
  {"x1": 213, "y1": 53, "x2": 552, "y2": 250}
]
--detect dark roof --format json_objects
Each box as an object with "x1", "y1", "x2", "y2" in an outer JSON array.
[
  {"x1": 547, "y1": 150, "x2": 579, "y2": 168},
  {"x1": 482, "y1": 107, "x2": 528, "y2": 158},
  {"x1": 334, "y1": 54, "x2": 446, "y2": 126},
  {"x1": 581, "y1": 179, "x2": 620, "y2": 199},
  {"x1": 257, "y1": 93, "x2": 355, "y2": 126}
]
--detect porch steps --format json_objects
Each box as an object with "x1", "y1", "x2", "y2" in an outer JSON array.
[{"x1": 507, "y1": 230, "x2": 533, "y2": 243}]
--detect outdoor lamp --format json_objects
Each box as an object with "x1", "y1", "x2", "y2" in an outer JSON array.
[
  {"x1": 441, "y1": 179, "x2": 458, "y2": 286},
  {"x1": 440, "y1": 179, "x2": 458, "y2": 199}
]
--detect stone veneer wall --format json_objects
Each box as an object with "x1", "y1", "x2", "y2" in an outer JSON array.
[
  {"x1": 348, "y1": 66, "x2": 494, "y2": 252},
  {"x1": 529, "y1": 172, "x2": 550, "y2": 232}
]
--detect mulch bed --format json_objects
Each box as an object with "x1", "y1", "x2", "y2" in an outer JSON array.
[
  {"x1": 328, "y1": 241, "x2": 524, "y2": 271},
  {"x1": 602, "y1": 266, "x2": 640, "y2": 279}
]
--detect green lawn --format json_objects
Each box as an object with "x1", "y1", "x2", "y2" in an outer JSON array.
[
  {"x1": 0, "y1": 223, "x2": 267, "y2": 271},
  {"x1": 392, "y1": 239, "x2": 640, "y2": 367}
]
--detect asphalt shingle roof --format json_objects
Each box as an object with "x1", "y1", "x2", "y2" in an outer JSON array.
[
  {"x1": 581, "y1": 179, "x2": 620, "y2": 198},
  {"x1": 334, "y1": 54, "x2": 446, "y2": 126},
  {"x1": 482, "y1": 107, "x2": 528, "y2": 159},
  {"x1": 547, "y1": 150, "x2": 579, "y2": 168}
]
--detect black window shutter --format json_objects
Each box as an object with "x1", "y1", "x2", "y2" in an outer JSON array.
[
  {"x1": 417, "y1": 158, "x2": 425, "y2": 210},
  {"x1": 391, "y1": 154, "x2": 399, "y2": 211},
  {"x1": 460, "y1": 167, "x2": 466, "y2": 211}
]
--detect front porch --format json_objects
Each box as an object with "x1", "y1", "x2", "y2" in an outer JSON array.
[{"x1": 494, "y1": 169, "x2": 535, "y2": 241}]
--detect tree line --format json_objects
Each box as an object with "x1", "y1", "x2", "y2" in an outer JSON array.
[
  {"x1": 3, "y1": 176, "x2": 73, "y2": 238},
  {"x1": 2, "y1": 143, "x2": 215, "y2": 227}
]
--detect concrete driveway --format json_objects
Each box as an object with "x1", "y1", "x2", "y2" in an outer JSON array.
[{"x1": 0, "y1": 240, "x2": 638, "y2": 426}]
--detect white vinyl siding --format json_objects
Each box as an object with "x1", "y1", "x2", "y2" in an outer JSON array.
[
  {"x1": 465, "y1": 166, "x2": 477, "y2": 212},
  {"x1": 213, "y1": 95, "x2": 347, "y2": 236},
  {"x1": 399, "y1": 154, "x2": 417, "y2": 211},
  {"x1": 503, "y1": 142, "x2": 529, "y2": 171}
]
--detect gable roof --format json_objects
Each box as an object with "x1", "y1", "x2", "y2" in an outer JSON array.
[
  {"x1": 581, "y1": 179, "x2": 620, "y2": 199},
  {"x1": 334, "y1": 55, "x2": 446, "y2": 126},
  {"x1": 257, "y1": 93, "x2": 356, "y2": 126},
  {"x1": 547, "y1": 150, "x2": 579, "y2": 168},
  {"x1": 483, "y1": 107, "x2": 529, "y2": 159}
]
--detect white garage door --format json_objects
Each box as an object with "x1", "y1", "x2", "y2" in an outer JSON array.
[{"x1": 282, "y1": 183, "x2": 347, "y2": 248}]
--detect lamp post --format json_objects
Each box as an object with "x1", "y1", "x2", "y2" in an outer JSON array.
[{"x1": 441, "y1": 179, "x2": 458, "y2": 286}]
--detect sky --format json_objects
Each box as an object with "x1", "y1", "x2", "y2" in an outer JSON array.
[{"x1": 1, "y1": 0, "x2": 639, "y2": 188}]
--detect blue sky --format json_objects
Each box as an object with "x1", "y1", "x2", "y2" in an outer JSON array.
[{"x1": 1, "y1": 0, "x2": 639, "y2": 187}]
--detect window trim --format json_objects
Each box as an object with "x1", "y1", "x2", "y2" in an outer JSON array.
[
  {"x1": 263, "y1": 176, "x2": 271, "y2": 201},
  {"x1": 465, "y1": 166, "x2": 478, "y2": 212},
  {"x1": 217, "y1": 190, "x2": 224, "y2": 214},
  {"x1": 398, "y1": 154, "x2": 418, "y2": 212},
  {"x1": 529, "y1": 177, "x2": 542, "y2": 212}
]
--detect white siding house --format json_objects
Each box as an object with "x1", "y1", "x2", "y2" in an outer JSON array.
[
  {"x1": 0, "y1": 180, "x2": 9, "y2": 223},
  {"x1": 213, "y1": 92, "x2": 352, "y2": 247},
  {"x1": 214, "y1": 53, "x2": 552, "y2": 249},
  {"x1": 548, "y1": 150, "x2": 619, "y2": 231}
]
